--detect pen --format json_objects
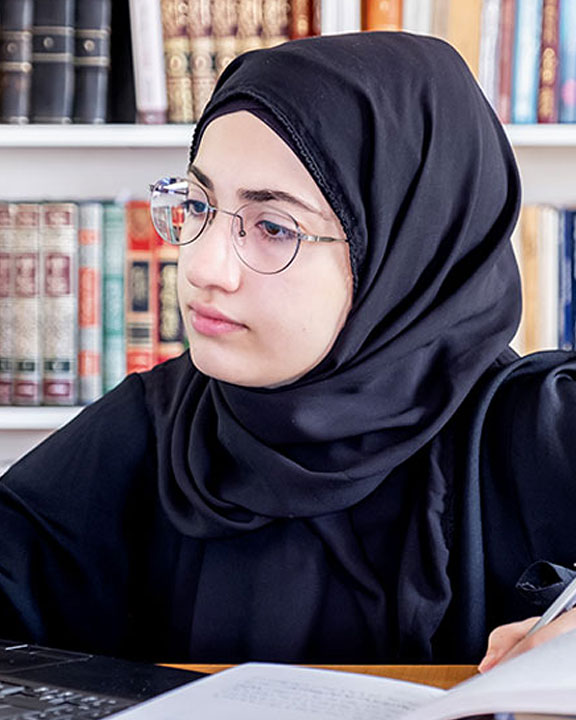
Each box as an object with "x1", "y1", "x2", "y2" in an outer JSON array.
[{"x1": 525, "y1": 575, "x2": 576, "y2": 637}]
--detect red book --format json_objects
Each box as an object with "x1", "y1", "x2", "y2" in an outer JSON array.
[
  {"x1": 125, "y1": 200, "x2": 159, "y2": 374},
  {"x1": 361, "y1": 0, "x2": 402, "y2": 31},
  {"x1": 537, "y1": 0, "x2": 560, "y2": 123},
  {"x1": 290, "y1": 0, "x2": 313, "y2": 39},
  {"x1": 497, "y1": 0, "x2": 516, "y2": 124}
]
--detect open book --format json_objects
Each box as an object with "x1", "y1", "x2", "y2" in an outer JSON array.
[{"x1": 115, "y1": 629, "x2": 576, "y2": 720}]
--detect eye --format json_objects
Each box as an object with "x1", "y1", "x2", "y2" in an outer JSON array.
[
  {"x1": 185, "y1": 199, "x2": 209, "y2": 217},
  {"x1": 257, "y1": 219, "x2": 298, "y2": 242}
]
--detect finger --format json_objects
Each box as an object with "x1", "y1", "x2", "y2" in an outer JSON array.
[
  {"x1": 478, "y1": 617, "x2": 539, "y2": 673},
  {"x1": 498, "y1": 607, "x2": 576, "y2": 665}
]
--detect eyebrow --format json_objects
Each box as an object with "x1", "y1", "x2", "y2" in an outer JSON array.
[{"x1": 188, "y1": 163, "x2": 328, "y2": 218}]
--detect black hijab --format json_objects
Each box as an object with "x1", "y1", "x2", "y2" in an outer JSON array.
[{"x1": 155, "y1": 31, "x2": 521, "y2": 538}]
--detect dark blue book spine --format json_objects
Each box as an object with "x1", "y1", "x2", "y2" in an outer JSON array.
[
  {"x1": 73, "y1": 0, "x2": 111, "y2": 123},
  {"x1": 0, "y1": 0, "x2": 33, "y2": 123}
]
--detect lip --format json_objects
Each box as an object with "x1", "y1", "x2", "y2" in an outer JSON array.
[{"x1": 188, "y1": 303, "x2": 246, "y2": 337}]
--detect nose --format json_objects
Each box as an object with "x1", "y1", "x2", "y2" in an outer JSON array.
[{"x1": 179, "y1": 210, "x2": 242, "y2": 292}]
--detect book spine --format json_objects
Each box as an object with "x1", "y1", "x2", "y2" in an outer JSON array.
[
  {"x1": 237, "y1": 0, "x2": 263, "y2": 54},
  {"x1": 511, "y1": 0, "x2": 543, "y2": 124},
  {"x1": 559, "y1": 208, "x2": 574, "y2": 350},
  {"x1": 106, "y1": 0, "x2": 136, "y2": 123},
  {"x1": 537, "y1": 204, "x2": 560, "y2": 350},
  {"x1": 161, "y1": 0, "x2": 194, "y2": 123},
  {"x1": 311, "y1": 0, "x2": 322, "y2": 36},
  {"x1": 212, "y1": 0, "x2": 238, "y2": 77},
  {"x1": 102, "y1": 202, "x2": 126, "y2": 394},
  {"x1": 78, "y1": 202, "x2": 103, "y2": 404},
  {"x1": 521, "y1": 204, "x2": 541, "y2": 354},
  {"x1": 361, "y1": 0, "x2": 402, "y2": 31},
  {"x1": 188, "y1": 0, "x2": 216, "y2": 121},
  {"x1": 262, "y1": 0, "x2": 290, "y2": 48},
  {"x1": 0, "y1": 0, "x2": 33, "y2": 124},
  {"x1": 125, "y1": 200, "x2": 158, "y2": 374},
  {"x1": 30, "y1": 0, "x2": 76, "y2": 123},
  {"x1": 290, "y1": 0, "x2": 313, "y2": 38},
  {"x1": 156, "y1": 239, "x2": 184, "y2": 364},
  {"x1": 0, "y1": 203, "x2": 14, "y2": 404},
  {"x1": 402, "y1": 0, "x2": 433, "y2": 35},
  {"x1": 12, "y1": 203, "x2": 41, "y2": 405},
  {"x1": 497, "y1": 0, "x2": 516, "y2": 124},
  {"x1": 537, "y1": 0, "x2": 560, "y2": 123},
  {"x1": 73, "y1": 0, "x2": 111, "y2": 123},
  {"x1": 478, "y1": 0, "x2": 501, "y2": 106},
  {"x1": 446, "y1": 0, "x2": 484, "y2": 78},
  {"x1": 128, "y1": 0, "x2": 168, "y2": 124},
  {"x1": 558, "y1": 0, "x2": 576, "y2": 122},
  {"x1": 41, "y1": 203, "x2": 78, "y2": 406}
]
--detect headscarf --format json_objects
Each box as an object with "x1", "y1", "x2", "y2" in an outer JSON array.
[{"x1": 154, "y1": 31, "x2": 521, "y2": 538}]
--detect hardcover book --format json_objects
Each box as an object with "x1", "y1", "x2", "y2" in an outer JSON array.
[
  {"x1": 537, "y1": 0, "x2": 560, "y2": 123},
  {"x1": 237, "y1": 0, "x2": 264, "y2": 54},
  {"x1": 30, "y1": 0, "x2": 76, "y2": 123},
  {"x1": 478, "y1": 0, "x2": 501, "y2": 106},
  {"x1": 156, "y1": 239, "x2": 184, "y2": 364},
  {"x1": 262, "y1": 0, "x2": 290, "y2": 48},
  {"x1": 125, "y1": 200, "x2": 158, "y2": 374},
  {"x1": 0, "y1": 0, "x2": 33, "y2": 124},
  {"x1": 188, "y1": 0, "x2": 216, "y2": 121},
  {"x1": 361, "y1": 0, "x2": 402, "y2": 31},
  {"x1": 41, "y1": 203, "x2": 78, "y2": 406},
  {"x1": 212, "y1": 0, "x2": 238, "y2": 77},
  {"x1": 12, "y1": 203, "x2": 42, "y2": 406},
  {"x1": 128, "y1": 0, "x2": 168, "y2": 124},
  {"x1": 78, "y1": 202, "x2": 103, "y2": 404},
  {"x1": 161, "y1": 0, "x2": 194, "y2": 123},
  {"x1": 0, "y1": 203, "x2": 15, "y2": 404},
  {"x1": 558, "y1": 0, "x2": 576, "y2": 123},
  {"x1": 511, "y1": 0, "x2": 543, "y2": 124},
  {"x1": 445, "y1": 0, "x2": 483, "y2": 78},
  {"x1": 102, "y1": 202, "x2": 126, "y2": 394},
  {"x1": 73, "y1": 0, "x2": 112, "y2": 123},
  {"x1": 497, "y1": 0, "x2": 516, "y2": 123}
]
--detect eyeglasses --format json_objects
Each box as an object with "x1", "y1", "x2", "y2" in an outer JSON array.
[{"x1": 149, "y1": 177, "x2": 347, "y2": 275}]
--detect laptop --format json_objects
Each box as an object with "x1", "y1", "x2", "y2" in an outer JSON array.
[{"x1": 0, "y1": 639, "x2": 205, "y2": 720}]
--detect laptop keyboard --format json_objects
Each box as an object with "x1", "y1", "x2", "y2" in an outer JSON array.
[{"x1": 0, "y1": 679, "x2": 131, "y2": 720}]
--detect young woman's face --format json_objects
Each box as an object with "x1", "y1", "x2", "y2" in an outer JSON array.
[{"x1": 178, "y1": 111, "x2": 353, "y2": 388}]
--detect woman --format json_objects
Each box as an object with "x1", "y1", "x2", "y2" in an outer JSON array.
[{"x1": 1, "y1": 31, "x2": 575, "y2": 667}]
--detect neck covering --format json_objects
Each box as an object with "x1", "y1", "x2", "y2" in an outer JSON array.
[{"x1": 154, "y1": 31, "x2": 521, "y2": 537}]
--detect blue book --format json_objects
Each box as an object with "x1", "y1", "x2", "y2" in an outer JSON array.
[
  {"x1": 559, "y1": 209, "x2": 574, "y2": 349},
  {"x1": 559, "y1": 0, "x2": 576, "y2": 122},
  {"x1": 511, "y1": 0, "x2": 543, "y2": 123},
  {"x1": 102, "y1": 202, "x2": 126, "y2": 394}
]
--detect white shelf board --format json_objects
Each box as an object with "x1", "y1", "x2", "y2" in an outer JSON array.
[
  {"x1": 0, "y1": 406, "x2": 83, "y2": 430},
  {"x1": 0, "y1": 124, "x2": 194, "y2": 148},
  {"x1": 0, "y1": 123, "x2": 576, "y2": 148}
]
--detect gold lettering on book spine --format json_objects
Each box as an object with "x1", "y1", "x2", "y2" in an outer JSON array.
[
  {"x1": 212, "y1": 0, "x2": 238, "y2": 76},
  {"x1": 161, "y1": 0, "x2": 194, "y2": 123},
  {"x1": 189, "y1": 0, "x2": 216, "y2": 120},
  {"x1": 262, "y1": 0, "x2": 289, "y2": 48},
  {"x1": 538, "y1": 0, "x2": 558, "y2": 121},
  {"x1": 237, "y1": 0, "x2": 263, "y2": 54}
]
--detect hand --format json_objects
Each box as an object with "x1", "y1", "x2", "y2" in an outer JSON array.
[{"x1": 478, "y1": 607, "x2": 576, "y2": 673}]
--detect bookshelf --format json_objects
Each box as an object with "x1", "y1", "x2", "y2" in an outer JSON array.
[{"x1": 2, "y1": 120, "x2": 576, "y2": 471}]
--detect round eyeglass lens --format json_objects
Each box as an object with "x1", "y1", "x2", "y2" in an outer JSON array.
[
  {"x1": 234, "y1": 204, "x2": 301, "y2": 274},
  {"x1": 151, "y1": 179, "x2": 210, "y2": 245}
]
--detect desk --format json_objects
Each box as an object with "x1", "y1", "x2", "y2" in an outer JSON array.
[{"x1": 167, "y1": 664, "x2": 478, "y2": 690}]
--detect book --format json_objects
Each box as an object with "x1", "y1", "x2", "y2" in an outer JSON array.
[
  {"x1": 73, "y1": 0, "x2": 112, "y2": 124},
  {"x1": 212, "y1": 0, "x2": 238, "y2": 77},
  {"x1": 361, "y1": 0, "x2": 402, "y2": 31},
  {"x1": 537, "y1": 0, "x2": 560, "y2": 123},
  {"x1": 102, "y1": 202, "x2": 126, "y2": 394},
  {"x1": 478, "y1": 0, "x2": 501, "y2": 109},
  {"x1": 262, "y1": 0, "x2": 290, "y2": 48},
  {"x1": 106, "y1": 0, "x2": 136, "y2": 123},
  {"x1": 290, "y1": 0, "x2": 314, "y2": 38},
  {"x1": 30, "y1": 0, "x2": 76, "y2": 124},
  {"x1": 496, "y1": 0, "x2": 516, "y2": 123},
  {"x1": 558, "y1": 0, "x2": 576, "y2": 123},
  {"x1": 160, "y1": 0, "x2": 194, "y2": 123},
  {"x1": 511, "y1": 0, "x2": 543, "y2": 124},
  {"x1": 237, "y1": 0, "x2": 264, "y2": 55},
  {"x1": 12, "y1": 203, "x2": 42, "y2": 406},
  {"x1": 188, "y1": 0, "x2": 216, "y2": 121},
  {"x1": 445, "y1": 0, "x2": 484, "y2": 78},
  {"x1": 558, "y1": 208, "x2": 574, "y2": 351},
  {"x1": 0, "y1": 202, "x2": 15, "y2": 404},
  {"x1": 128, "y1": 0, "x2": 168, "y2": 124},
  {"x1": 402, "y1": 0, "x2": 433, "y2": 35},
  {"x1": 155, "y1": 239, "x2": 184, "y2": 364},
  {"x1": 41, "y1": 203, "x2": 78, "y2": 406},
  {"x1": 112, "y1": 629, "x2": 576, "y2": 720},
  {"x1": 78, "y1": 202, "x2": 103, "y2": 405},
  {"x1": 0, "y1": 0, "x2": 33, "y2": 124},
  {"x1": 125, "y1": 200, "x2": 158, "y2": 374},
  {"x1": 537, "y1": 204, "x2": 560, "y2": 351}
]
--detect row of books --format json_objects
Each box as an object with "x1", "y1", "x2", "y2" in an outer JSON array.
[
  {"x1": 0, "y1": 0, "x2": 322, "y2": 126},
  {"x1": 512, "y1": 203, "x2": 576, "y2": 356},
  {"x1": 0, "y1": 199, "x2": 185, "y2": 407}
]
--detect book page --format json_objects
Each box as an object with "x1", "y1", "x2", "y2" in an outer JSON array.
[
  {"x1": 114, "y1": 663, "x2": 444, "y2": 720},
  {"x1": 403, "y1": 629, "x2": 576, "y2": 720}
]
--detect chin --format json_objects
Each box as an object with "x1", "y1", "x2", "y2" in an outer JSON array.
[{"x1": 187, "y1": 347, "x2": 302, "y2": 388}]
